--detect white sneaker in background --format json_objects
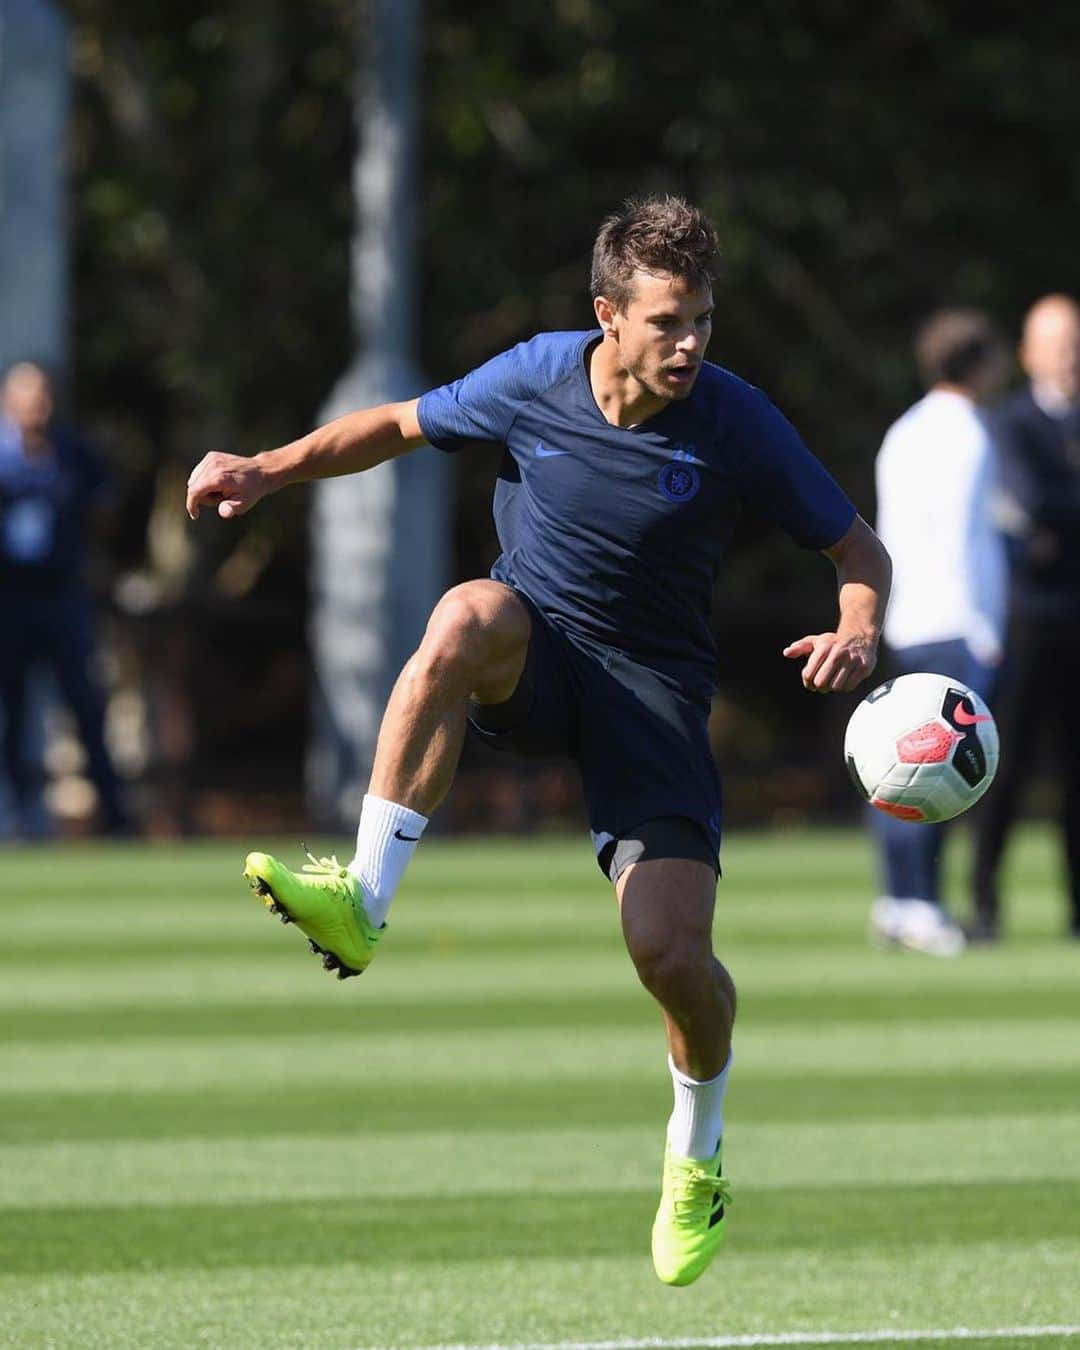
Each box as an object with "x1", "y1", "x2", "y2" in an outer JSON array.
[
  {"x1": 869, "y1": 896, "x2": 965, "y2": 957},
  {"x1": 869, "y1": 896, "x2": 902, "y2": 947}
]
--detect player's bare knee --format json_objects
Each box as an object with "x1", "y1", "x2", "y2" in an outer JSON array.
[
  {"x1": 714, "y1": 958, "x2": 737, "y2": 1024},
  {"x1": 419, "y1": 583, "x2": 528, "y2": 688},
  {"x1": 628, "y1": 935, "x2": 712, "y2": 1004}
]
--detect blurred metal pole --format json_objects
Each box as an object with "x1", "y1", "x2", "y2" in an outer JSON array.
[
  {"x1": 0, "y1": 0, "x2": 69, "y2": 379},
  {"x1": 307, "y1": 0, "x2": 449, "y2": 829}
]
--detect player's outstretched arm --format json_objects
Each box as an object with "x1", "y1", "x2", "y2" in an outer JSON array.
[
  {"x1": 185, "y1": 399, "x2": 426, "y2": 520},
  {"x1": 782, "y1": 514, "x2": 892, "y2": 694}
]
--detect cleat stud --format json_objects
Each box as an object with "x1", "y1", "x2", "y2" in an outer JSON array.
[
  {"x1": 307, "y1": 939, "x2": 323, "y2": 955},
  {"x1": 252, "y1": 878, "x2": 270, "y2": 896}
]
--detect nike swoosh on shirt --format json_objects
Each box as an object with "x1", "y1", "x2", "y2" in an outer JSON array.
[{"x1": 535, "y1": 441, "x2": 568, "y2": 458}]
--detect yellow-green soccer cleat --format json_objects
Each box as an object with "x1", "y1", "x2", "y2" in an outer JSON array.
[
  {"x1": 243, "y1": 848, "x2": 382, "y2": 980},
  {"x1": 651, "y1": 1142, "x2": 731, "y2": 1286}
]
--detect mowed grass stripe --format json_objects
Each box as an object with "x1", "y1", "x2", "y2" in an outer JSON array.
[
  {"x1": 0, "y1": 826, "x2": 1061, "y2": 907},
  {"x1": 4, "y1": 1115, "x2": 1078, "y2": 1210},
  {"x1": 1, "y1": 1245, "x2": 1078, "y2": 1350},
  {"x1": 4, "y1": 1177, "x2": 1079, "y2": 1275},
  {"x1": 1, "y1": 825, "x2": 1065, "y2": 928},
  {"x1": 4, "y1": 979, "x2": 1080, "y2": 1044},
  {"x1": 5, "y1": 1067, "x2": 1078, "y2": 1144},
  {"x1": 3, "y1": 1017, "x2": 1077, "y2": 1096},
  {"x1": 4, "y1": 950, "x2": 1074, "y2": 1015},
  {"x1": 0, "y1": 829, "x2": 880, "y2": 888},
  {"x1": 375, "y1": 1332, "x2": 1080, "y2": 1349},
  {"x1": 2, "y1": 894, "x2": 879, "y2": 945},
  {"x1": 2, "y1": 938, "x2": 1076, "y2": 1011},
  {"x1": 0, "y1": 928, "x2": 951, "y2": 962},
  {"x1": 380, "y1": 1334, "x2": 1080, "y2": 1349},
  {"x1": 10, "y1": 927, "x2": 1074, "y2": 960}
]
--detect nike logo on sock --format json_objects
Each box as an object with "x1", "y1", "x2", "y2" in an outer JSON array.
[{"x1": 394, "y1": 829, "x2": 420, "y2": 842}]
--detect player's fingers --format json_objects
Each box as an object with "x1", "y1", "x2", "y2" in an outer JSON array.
[
  {"x1": 218, "y1": 498, "x2": 245, "y2": 519},
  {"x1": 800, "y1": 637, "x2": 833, "y2": 691},
  {"x1": 187, "y1": 481, "x2": 222, "y2": 519},
  {"x1": 812, "y1": 643, "x2": 854, "y2": 692},
  {"x1": 826, "y1": 662, "x2": 856, "y2": 693},
  {"x1": 834, "y1": 660, "x2": 872, "y2": 693},
  {"x1": 186, "y1": 463, "x2": 218, "y2": 519},
  {"x1": 826, "y1": 648, "x2": 875, "y2": 693},
  {"x1": 782, "y1": 635, "x2": 815, "y2": 659},
  {"x1": 186, "y1": 462, "x2": 207, "y2": 519},
  {"x1": 186, "y1": 484, "x2": 220, "y2": 519},
  {"x1": 187, "y1": 452, "x2": 239, "y2": 518}
]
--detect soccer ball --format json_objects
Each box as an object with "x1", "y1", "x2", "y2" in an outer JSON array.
[{"x1": 844, "y1": 672, "x2": 999, "y2": 823}]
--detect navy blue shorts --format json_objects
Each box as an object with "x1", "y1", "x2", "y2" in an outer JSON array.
[{"x1": 467, "y1": 595, "x2": 722, "y2": 881}]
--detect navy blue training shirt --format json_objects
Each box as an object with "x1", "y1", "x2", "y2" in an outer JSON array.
[{"x1": 417, "y1": 330, "x2": 856, "y2": 703}]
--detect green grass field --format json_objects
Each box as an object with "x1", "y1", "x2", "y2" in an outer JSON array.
[{"x1": 1, "y1": 826, "x2": 1078, "y2": 1350}]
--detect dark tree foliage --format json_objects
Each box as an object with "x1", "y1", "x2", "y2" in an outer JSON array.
[{"x1": 64, "y1": 1, "x2": 1080, "y2": 813}]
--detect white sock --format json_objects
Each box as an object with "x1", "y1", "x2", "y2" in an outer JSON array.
[
  {"x1": 348, "y1": 793, "x2": 429, "y2": 927},
  {"x1": 666, "y1": 1051, "x2": 732, "y2": 1161}
]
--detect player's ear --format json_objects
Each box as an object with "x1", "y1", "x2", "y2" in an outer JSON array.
[{"x1": 594, "y1": 294, "x2": 617, "y2": 336}]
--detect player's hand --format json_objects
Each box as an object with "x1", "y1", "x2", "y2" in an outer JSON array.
[
  {"x1": 782, "y1": 631, "x2": 878, "y2": 694},
  {"x1": 186, "y1": 451, "x2": 268, "y2": 521}
]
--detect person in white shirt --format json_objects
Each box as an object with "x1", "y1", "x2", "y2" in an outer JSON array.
[{"x1": 869, "y1": 309, "x2": 1010, "y2": 955}]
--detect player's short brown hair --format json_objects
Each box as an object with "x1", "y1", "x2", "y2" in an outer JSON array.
[
  {"x1": 590, "y1": 196, "x2": 719, "y2": 312},
  {"x1": 914, "y1": 309, "x2": 1005, "y2": 389}
]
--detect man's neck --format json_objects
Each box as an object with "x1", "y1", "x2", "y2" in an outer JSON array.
[
  {"x1": 931, "y1": 382, "x2": 975, "y2": 404},
  {"x1": 1031, "y1": 381, "x2": 1077, "y2": 418},
  {"x1": 588, "y1": 336, "x2": 669, "y2": 429},
  {"x1": 2, "y1": 417, "x2": 52, "y2": 458}
]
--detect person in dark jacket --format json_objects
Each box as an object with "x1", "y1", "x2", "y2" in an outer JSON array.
[
  {"x1": 0, "y1": 361, "x2": 130, "y2": 835},
  {"x1": 970, "y1": 295, "x2": 1080, "y2": 940}
]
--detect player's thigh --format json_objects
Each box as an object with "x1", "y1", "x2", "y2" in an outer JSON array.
[
  {"x1": 424, "y1": 579, "x2": 532, "y2": 703},
  {"x1": 467, "y1": 596, "x2": 575, "y2": 759},
  {"x1": 616, "y1": 855, "x2": 719, "y2": 966}
]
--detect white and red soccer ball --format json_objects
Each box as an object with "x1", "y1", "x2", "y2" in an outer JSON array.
[{"x1": 844, "y1": 672, "x2": 999, "y2": 823}]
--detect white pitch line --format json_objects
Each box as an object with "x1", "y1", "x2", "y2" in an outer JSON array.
[{"x1": 372, "y1": 1328, "x2": 1080, "y2": 1350}]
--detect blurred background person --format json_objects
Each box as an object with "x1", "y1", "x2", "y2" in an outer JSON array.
[
  {"x1": 0, "y1": 361, "x2": 131, "y2": 837},
  {"x1": 970, "y1": 294, "x2": 1080, "y2": 943},
  {"x1": 868, "y1": 309, "x2": 1010, "y2": 954}
]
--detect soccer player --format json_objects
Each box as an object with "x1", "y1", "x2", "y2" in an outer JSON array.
[{"x1": 186, "y1": 196, "x2": 891, "y2": 1286}]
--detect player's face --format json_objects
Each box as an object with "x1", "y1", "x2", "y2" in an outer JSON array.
[{"x1": 604, "y1": 271, "x2": 714, "y2": 402}]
